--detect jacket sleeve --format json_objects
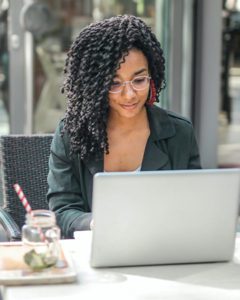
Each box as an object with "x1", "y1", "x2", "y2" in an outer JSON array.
[
  {"x1": 47, "y1": 123, "x2": 92, "y2": 238},
  {"x1": 188, "y1": 125, "x2": 202, "y2": 169}
]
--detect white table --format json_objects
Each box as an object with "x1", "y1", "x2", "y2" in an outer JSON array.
[{"x1": 4, "y1": 232, "x2": 240, "y2": 300}]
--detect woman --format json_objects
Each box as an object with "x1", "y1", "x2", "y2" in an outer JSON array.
[{"x1": 47, "y1": 15, "x2": 201, "y2": 238}]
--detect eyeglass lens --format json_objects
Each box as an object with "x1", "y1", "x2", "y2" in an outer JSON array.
[{"x1": 110, "y1": 76, "x2": 150, "y2": 93}]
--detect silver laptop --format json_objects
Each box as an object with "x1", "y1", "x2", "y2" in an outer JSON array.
[{"x1": 90, "y1": 168, "x2": 240, "y2": 267}]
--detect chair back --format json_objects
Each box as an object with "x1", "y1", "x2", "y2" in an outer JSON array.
[
  {"x1": 0, "y1": 134, "x2": 53, "y2": 229},
  {"x1": 0, "y1": 163, "x2": 3, "y2": 206}
]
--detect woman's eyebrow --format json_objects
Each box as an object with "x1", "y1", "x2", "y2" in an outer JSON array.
[
  {"x1": 134, "y1": 68, "x2": 148, "y2": 76},
  {"x1": 114, "y1": 68, "x2": 148, "y2": 79}
]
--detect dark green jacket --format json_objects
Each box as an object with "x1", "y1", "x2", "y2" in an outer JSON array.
[{"x1": 47, "y1": 105, "x2": 201, "y2": 238}]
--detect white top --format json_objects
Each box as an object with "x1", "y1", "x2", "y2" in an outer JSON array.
[
  {"x1": 104, "y1": 165, "x2": 141, "y2": 172},
  {"x1": 134, "y1": 165, "x2": 141, "y2": 172}
]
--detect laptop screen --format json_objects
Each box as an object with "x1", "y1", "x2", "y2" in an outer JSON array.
[{"x1": 91, "y1": 168, "x2": 240, "y2": 267}]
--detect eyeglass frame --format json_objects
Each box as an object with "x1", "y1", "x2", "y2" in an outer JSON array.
[{"x1": 109, "y1": 75, "x2": 151, "y2": 94}]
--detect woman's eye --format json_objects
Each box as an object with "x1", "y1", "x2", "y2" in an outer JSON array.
[
  {"x1": 134, "y1": 77, "x2": 145, "y2": 84},
  {"x1": 112, "y1": 82, "x2": 121, "y2": 87}
]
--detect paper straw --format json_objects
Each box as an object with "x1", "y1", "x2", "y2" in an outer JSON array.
[
  {"x1": 13, "y1": 184, "x2": 33, "y2": 216},
  {"x1": 13, "y1": 183, "x2": 46, "y2": 242}
]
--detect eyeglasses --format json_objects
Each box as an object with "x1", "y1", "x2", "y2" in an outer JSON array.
[{"x1": 109, "y1": 76, "x2": 151, "y2": 94}]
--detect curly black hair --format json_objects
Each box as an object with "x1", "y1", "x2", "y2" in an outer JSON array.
[{"x1": 62, "y1": 14, "x2": 165, "y2": 161}]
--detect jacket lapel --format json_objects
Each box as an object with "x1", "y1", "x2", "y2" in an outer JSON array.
[
  {"x1": 141, "y1": 106, "x2": 176, "y2": 171},
  {"x1": 141, "y1": 137, "x2": 170, "y2": 171},
  {"x1": 84, "y1": 156, "x2": 103, "y2": 175}
]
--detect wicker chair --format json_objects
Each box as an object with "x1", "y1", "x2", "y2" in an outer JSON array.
[{"x1": 0, "y1": 134, "x2": 53, "y2": 241}]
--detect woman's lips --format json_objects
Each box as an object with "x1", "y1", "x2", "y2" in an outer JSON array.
[{"x1": 121, "y1": 103, "x2": 138, "y2": 110}]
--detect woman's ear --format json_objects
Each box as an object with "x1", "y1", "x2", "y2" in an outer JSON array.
[{"x1": 146, "y1": 80, "x2": 156, "y2": 106}]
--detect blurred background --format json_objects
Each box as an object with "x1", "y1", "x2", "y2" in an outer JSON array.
[{"x1": 0, "y1": 0, "x2": 239, "y2": 169}]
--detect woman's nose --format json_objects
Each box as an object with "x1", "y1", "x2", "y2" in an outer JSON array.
[{"x1": 122, "y1": 82, "x2": 136, "y2": 98}]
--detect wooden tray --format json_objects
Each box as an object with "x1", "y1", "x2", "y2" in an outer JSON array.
[{"x1": 0, "y1": 242, "x2": 77, "y2": 285}]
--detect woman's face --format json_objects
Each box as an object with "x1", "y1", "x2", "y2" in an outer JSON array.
[{"x1": 108, "y1": 49, "x2": 150, "y2": 120}]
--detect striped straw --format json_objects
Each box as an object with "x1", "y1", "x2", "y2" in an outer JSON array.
[
  {"x1": 13, "y1": 183, "x2": 33, "y2": 216},
  {"x1": 13, "y1": 183, "x2": 46, "y2": 243}
]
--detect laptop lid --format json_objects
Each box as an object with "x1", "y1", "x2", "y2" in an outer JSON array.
[{"x1": 90, "y1": 168, "x2": 240, "y2": 267}]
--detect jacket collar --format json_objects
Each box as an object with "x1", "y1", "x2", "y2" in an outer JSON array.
[
  {"x1": 84, "y1": 105, "x2": 176, "y2": 174},
  {"x1": 146, "y1": 105, "x2": 175, "y2": 141},
  {"x1": 141, "y1": 105, "x2": 175, "y2": 171}
]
